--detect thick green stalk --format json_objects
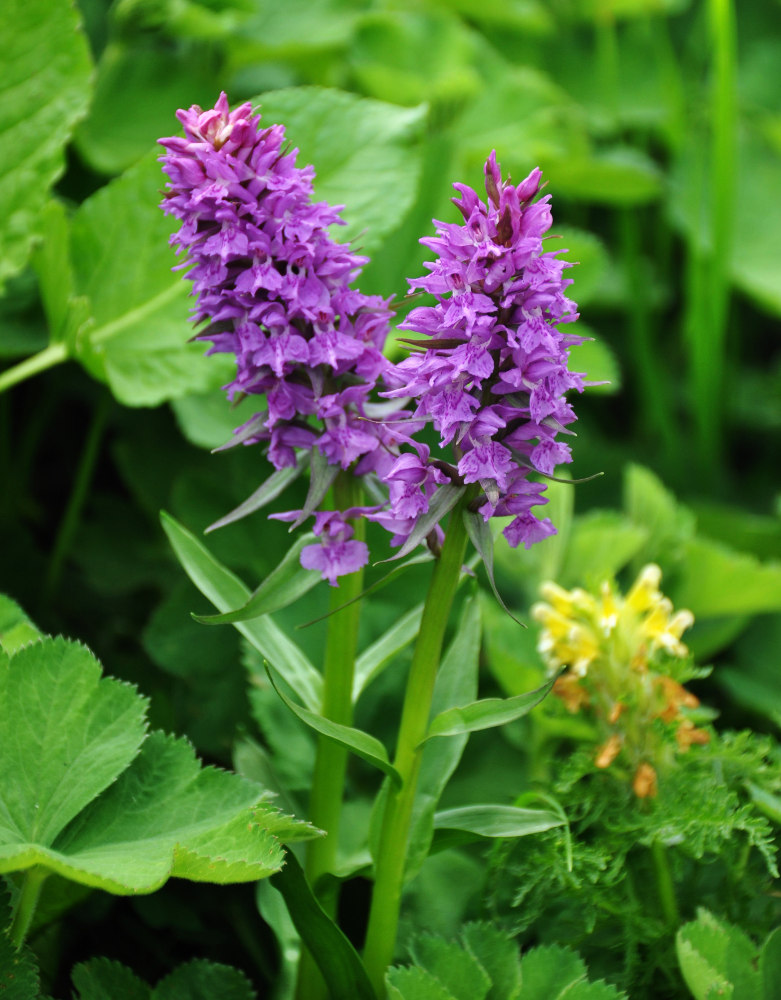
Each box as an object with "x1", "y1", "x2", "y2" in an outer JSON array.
[
  {"x1": 0, "y1": 342, "x2": 68, "y2": 395},
  {"x1": 9, "y1": 867, "x2": 48, "y2": 949},
  {"x1": 294, "y1": 472, "x2": 365, "y2": 1000},
  {"x1": 651, "y1": 839, "x2": 680, "y2": 926},
  {"x1": 363, "y1": 499, "x2": 470, "y2": 998},
  {"x1": 688, "y1": 0, "x2": 736, "y2": 480}
]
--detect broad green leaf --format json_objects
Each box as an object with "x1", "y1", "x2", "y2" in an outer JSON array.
[
  {"x1": 70, "y1": 151, "x2": 232, "y2": 406},
  {"x1": 460, "y1": 923, "x2": 521, "y2": 1000},
  {"x1": 270, "y1": 851, "x2": 376, "y2": 1000},
  {"x1": 623, "y1": 463, "x2": 696, "y2": 563},
  {"x1": 153, "y1": 960, "x2": 257, "y2": 1000},
  {"x1": 519, "y1": 944, "x2": 627, "y2": 999},
  {"x1": 760, "y1": 928, "x2": 781, "y2": 1000},
  {"x1": 195, "y1": 534, "x2": 320, "y2": 624},
  {"x1": 0, "y1": 0, "x2": 92, "y2": 292},
  {"x1": 548, "y1": 147, "x2": 663, "y2": 206},
  {"x1": 75, "y1": 42, "x2": 219, "y2": 176},
  {"x1": 433, "y1": 805, "x2": 564, "y2": 840},
  {"x1": 348, "y1": 11, "x2": 481, "y2": 110},
  {"x1": 0, "y1": 594, "x2": 42, "y2": 655},
  {"x1": 672, "y1": 538, "x2": 781, "y2": 618},
  {"x1": 423, "y1": 674, "x2": 556, "y2": 743},
  {"x1": 46, "y1": 730, "x2": 295, "y2": 892},
  {"x1": 386, "y1": 966, "x2": 458, "y2": 1000},
  {"x1": 72, "y1": 959, "x2": 149, "y2": 1000},
  {"x1": 265, "y1": 664, "x2": 401, "y2": 789},
  {"x1": 670, "y1": 124, "x2": 781, "y2": 316},
  {"x1": 0, "y1": 637, "x2": 148, "y2": 854},
  {"x1": 160, "y1": 512, "x2": 322, "y2": 712},
  {"x1": 409, "y1": 936, "x2": 490, "y2": 1000},
  {"x1": 353, "y1": 604, "x2": 423, "y2": 701},
  {"x1": 404, "y1": 595, "x2": 481, "y2": 878},
  {"x1": 676, "y1": 910, "x2": 760, "y2": 1000},
  {"x1": 256, "y1": 87, "x2": 426, "y2": 253},
  {"x1": 171, "y1": 390, "x2": 260, "y2": 452},
  {"x1": 559, "y1": 511, "x2": 648, "y2": 589},
  {"x1": 555, "y1": 230, "x2": 610, "y2": 308},
  {"x1": 568, "y1": 327, "x2": 621, "y2": 396},
  {"x1": 31, "y1": 200, "x2": 92, "y2": 352}
]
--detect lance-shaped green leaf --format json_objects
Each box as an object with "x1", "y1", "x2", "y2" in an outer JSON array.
[
  {"x1": 432, "y1": 805, "x2": 564, "y2": 839},
  {"x1": 0, "y1": 0, "x2": 92, "y2": 292},
  {"x1": 463, "y1": 508, "x2": 523, "y2": 626},
  {"x1": 160, "y1": 512, "x2": 322, "y2": 713},
  {"x1": 271, "y1": 851, "x2": 377, "y2": 1000},
  {"x1": 194, "y1": 533, "x2": 321, "y2": 625},
  {"x1": 206, "y1": 459, "x2": 308, "y2": 533},
  {"x1": 265, "y1": 665, "x2": 401, "y2": 789},
  {"x1": 422, "y1": 673, "x2": 557, "y2": 744},
  {"x1": 353, "y1": 604, "x2": 423, "y2": 701},
  {"x1": 379, "y1": 484, "x2": 465, "y2": 564},
  {"x1": 0, "y1": 637, "x2": 312, "y2": 892},
  {"x1": 286, "y1": 448, "x2": 339, "y2": 532}
]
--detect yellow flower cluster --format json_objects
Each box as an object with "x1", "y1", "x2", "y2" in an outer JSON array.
[{"x1": 531, "y1": 565, "x2": 708, "y2": 797}]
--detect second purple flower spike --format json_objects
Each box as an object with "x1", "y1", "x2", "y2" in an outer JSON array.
[{"x1": 384, "y1": 151, "x2": 587, "y2": 549}]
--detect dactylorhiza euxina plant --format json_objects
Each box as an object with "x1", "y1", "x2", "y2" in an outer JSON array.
[{"x1": 159, "y1": 92, "x2": 589, "y2": 1000}]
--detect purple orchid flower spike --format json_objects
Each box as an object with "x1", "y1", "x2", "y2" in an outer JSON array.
[
  {"x1": 383, "y1": 151, "x2": 588, "y2": 551},
  {"x1": 158, "y1": 92, "x2": 395, "y2": 475}
]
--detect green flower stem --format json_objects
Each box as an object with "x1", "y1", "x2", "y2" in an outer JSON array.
[
  {"x1": 295, "y1": 471, "x2": 365, "y2": 1000},
  {"x1": 363, "y1": 498, "x2": 471, "y2": 998},
  {"x1": 651, "y1": 839, "x2": 679, "y2": 927},
  {"x1": 9, "y1": 866, "x2": 48, "y2": 949},
  {"x1": 0, "y1": 342, "x2": 68, "y2": 395},
  {"x1": 688, "y1": 0, "x2": 736, "y2": 481}
]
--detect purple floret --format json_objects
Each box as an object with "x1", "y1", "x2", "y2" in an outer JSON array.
[{"x1": 383, "y1": 151, "x2": 586, "y2": 549}]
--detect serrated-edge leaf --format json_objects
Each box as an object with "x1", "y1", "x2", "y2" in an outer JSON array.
[
  {"x1": 265, "y1": 664, "x2": 401, "y2": 788},
  {"x1": 385, "y1": 965, "x2": 459, "y2": 1000},
  {"x1": 71, "y1": 957, "x2": 150, "y2": 1000},
  {"x1": 153, "y1": 958, "x2": 256, "y2": 1000},
  {"x1": 432, "y1": 805, "x2": 564, "y2": 839},
  {"x1": 422, "y1": 673, "x2": 557, "y2": 743},
  {"x1": 270, "y1": 851, "x2": 377, "y2": 1000},
  {"x1": 194, "y1": 533, "x2": 320, "y2": 624},
  {"x1": 160, "y1": 512, "x2": 322, "y2": 712},
  {"x1": 0, "y1": 594, "x2": 42, "y2": 655}
]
